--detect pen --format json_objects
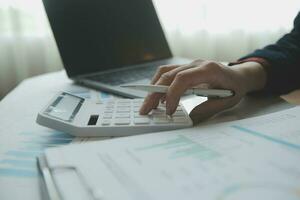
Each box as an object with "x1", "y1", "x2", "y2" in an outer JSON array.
[{"x1": 121, "y1": 84, "x2": 234, "y2": 98}]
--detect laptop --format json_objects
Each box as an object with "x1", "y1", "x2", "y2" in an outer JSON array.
[{"x1": 42, "y1": 0, "x2": 191, "y2": 98}]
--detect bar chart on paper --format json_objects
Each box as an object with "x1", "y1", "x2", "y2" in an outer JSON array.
[
  {"x1": 230, "y1": 108, "x2": 300, "y2": 152},
  {"x1": 217, "y1": 182, "x2": 300, "y2": 200},
  {"x1": 0, "y1": 86, "x2": 117, "y2": 179},
  {"x1": 135, "y1": 135, "x2": 220, "y2": 161},
  {"x1": 0, "y1": 130, "x2": 74, "y2": 178}
]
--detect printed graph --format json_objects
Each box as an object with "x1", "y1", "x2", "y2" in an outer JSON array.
[
  {"x1": 0, "y1": 88, "x2": 114, "y2": 178},
  {"x1": 135, "y1": 135, "x2": 220, "y2": 161},
  {"x1": 217, "y1": 183, "x2": 300, "y2": 200},
  {"x1": 0, "y1": 131, "x2": 74, "y2": 178}
]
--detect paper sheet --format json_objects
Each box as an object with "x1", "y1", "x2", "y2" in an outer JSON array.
[
  {"x1": 46, "y1": 106, "x2": 300, "y2": 200},
  {"x1": 281, "y1": 90, "x2": 300, "y2": 105}
]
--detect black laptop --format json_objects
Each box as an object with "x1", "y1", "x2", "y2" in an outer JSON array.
[{"x1": 42, "y1": 0, "x2": 190, "y2": 98}]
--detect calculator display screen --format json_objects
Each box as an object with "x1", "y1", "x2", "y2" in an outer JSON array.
[{"x1": 45, "y1": 93, "x2": 84, "y2": 122}]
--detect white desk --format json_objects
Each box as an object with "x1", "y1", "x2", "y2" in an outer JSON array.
[{"x1": 0, "y1": 70, "x2": 294, "y2": 200}]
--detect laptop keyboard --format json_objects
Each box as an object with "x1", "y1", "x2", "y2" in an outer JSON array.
[{"x1": 88, "y1": 65, "x2": 157, "y2": 85}]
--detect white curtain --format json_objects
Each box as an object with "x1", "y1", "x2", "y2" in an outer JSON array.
[
  {"x1": 153, "y1": 0, "x2": 300, "y2": 60},
  {"x1": 0, "y1": 0, "x2": 299, "y2": 98},
  {"x1": 0, "y1": 0, "x2": 62, "y2": 98}
]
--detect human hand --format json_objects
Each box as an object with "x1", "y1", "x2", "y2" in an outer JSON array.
[{"x1": 139, "y1": 60, "x2": 266, "y2": 124}]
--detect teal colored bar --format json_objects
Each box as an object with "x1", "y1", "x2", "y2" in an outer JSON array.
[
  {"x1": 136, "y1": 135, "x2": 192, "y2": 151},
  {"x1": 41, "y1": 134, "x2": 74, "y2": 140},
  {"x1": 0, "y1": 168, "x2": 38, "y2": 178},
  {"x1": 21, "y1": 145, "x2": 48, "y2": 152},
  {"x1": 232, "y1": 125, "x2": 300, "y2": 150},
  {"x1": 5, "y1": 150, "x2": 41, "y2": 158},
  {"x1": 171, "y1": 145, "x2": 219, "y2": 160},
  {"x1": 44, "y1": 130, "x2": 71, "y2": 136},
  {"x1": 164, "y1": 142, "x2": 191, "y2": 149},
  {"x1": 20, "y1": 130, "x2": 72, "y2": 139},
  {"x1": 100, "y1": 92, "x2": 110, "y2": 99},
  {"x1": 24, "y1": 138, "x2": 71, "y2": 145},
  {"x1": 0, "y1": 159, "x2": 36, "y2": 168},
  {"x1": 173, "y1": 145, "x2": 205, "y2": 156}
]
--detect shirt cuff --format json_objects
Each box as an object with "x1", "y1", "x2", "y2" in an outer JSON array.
[{"x1": 228, "y1": 57, "x2": 271, "y2": 68}]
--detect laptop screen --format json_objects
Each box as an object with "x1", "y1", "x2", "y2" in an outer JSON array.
[{"x1": 42, "y1": 0, "x2": 172, "y2": 77}]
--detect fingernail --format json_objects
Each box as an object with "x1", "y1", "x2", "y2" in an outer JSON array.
[
  {"x1": 166, "y1": 104, "x2": 173, "y2": 115},
  {"x1": 139, "y1": 109, "x2": 145, "y2": 115},
  {"x1": 139, "y1": 107, "x2": 148, "y2": 115},
  {"x1": 139, "y1": 104, "x2": 146, "y2": 114}
]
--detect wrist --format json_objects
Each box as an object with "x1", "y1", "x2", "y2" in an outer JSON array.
[{"x1": 231, "y1": 61, "x2": 267, "y2": 93}]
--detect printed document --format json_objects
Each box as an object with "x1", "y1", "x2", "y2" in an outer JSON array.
[{"x1": 45, "y1": 106, "x2": 300, "y2": 200}]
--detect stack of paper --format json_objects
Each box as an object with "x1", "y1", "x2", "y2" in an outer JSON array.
[{"x1": 42, "y1": 106, "x2": 300, "y2": 200}]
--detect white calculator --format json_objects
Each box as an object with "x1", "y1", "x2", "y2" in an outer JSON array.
[{"x1": 37, "y1": 92, "x2": 193, "y2": 137}]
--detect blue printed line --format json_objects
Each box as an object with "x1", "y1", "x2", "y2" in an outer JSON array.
[
  {"x1": 21, "y1": 145, "x2": 47, "y2": 152},
  {"x1": 0, "y1": 168, "x2": 38, "y2": 178},
  {"x1": 20, "y1": 131, "x2": 73, "y2": 139},
  {"x1": 24, "y1": 138, "x2": 71, "y2": 145},
  {"x1": 40, "y1": 134, "x2": 74, "y2": 140},
  {"x1": 232, "y1": 125, "x2": 300, "y2": 150},
  {"x1": 0, "y1": 159, "x2": 36, "y2": 168},
  {"x1": 100, "y1": 92, "x2": 110, "y2": 99},
  {"x1": 5, "y1": 150, "x2": 41, "y2": 158}
]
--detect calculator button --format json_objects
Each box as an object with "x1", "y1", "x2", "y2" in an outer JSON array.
[
  {"x1": 173, "y1": 111, "x2": 185, "y2": 116},
  {"x1": 152, "y1": 109, "x2": 165, "y2": 114},
  {"x1": 115, "y1": 113, "x2": 130, "y2": 118},
  {"x1": 153, "y1": 113, "x2": 167, "y2": 117},
  {"x1": 101, "y1": 119, "x2": 111, "y2": 126},
  {"x1": 103, "y1": 114, "x2": 113, "y2": 119},
  {"x1": 116, "y1": 107, "x2": 130, "y2": 113},
  {"x1": 176, "y1": 106, "x2": 183, "y2": 111},
  {"x1": 117, "y1": 102, "x2": 131, "y2": 106},
  {"x1": 133, "y1": 104, "x2": 142, "y2": 109},
  {"x1": 106, "y1": 100, "x2": 115, "y2": 105},
  {"x1": 117, "y1": 99, "x2": 131, "y2": 104},
  {"x1": 133, "y1": 107, "x2": 140, "y2": 112},
  {"x1": 153, "y1": 107, "x2": 165, "y2": 111},
  {"x1": 157, "y1": 105, "x2": 166, "y2": 110},
  {"x1": 117, "y1": 105, "x2": 131, "y2": 109},
  {"x1": 173, "y1": 117, "x2": 188, "y2": 123},
  {"x1": 132, "y1": 99, "x2": 144, "y2": 103},
  {"x1": 114, "y1": 119, "x2": 130, "y2": 125},
  {"x1": 104, "y1": 109, "x2": 114, "y2": 114},
  {"x1": 105, "y1": 105, "x2": 114, "y2": 109},
  {"x1": 153, "y1": 117, "x2": 171, "y2": 124},
  {"x1": 152, "y1": 112, "x2": 167, "y2": 118},
  {"x1": 134, "y1": 118, "x2": 150, "y2": 124},
  {"x1": 134, "y1": 113, "x2": 149, "y2": 118}
]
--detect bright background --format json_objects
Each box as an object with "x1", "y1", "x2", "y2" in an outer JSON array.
[{"x1": 0, "y1": 0, "x2": 299, "y2": 98}]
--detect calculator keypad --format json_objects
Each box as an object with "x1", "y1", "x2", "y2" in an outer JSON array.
[{"x1": 95, "y1": 99, "x2": 190, "y2": 127}]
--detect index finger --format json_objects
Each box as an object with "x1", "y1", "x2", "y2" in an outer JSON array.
[{"x1": 140, "y1": 64, "x2": 195, "y2": 115}]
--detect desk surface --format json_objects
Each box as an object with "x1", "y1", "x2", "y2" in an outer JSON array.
[{"x1": 0, "y1": 70, "x2": 294, "y2": 200}]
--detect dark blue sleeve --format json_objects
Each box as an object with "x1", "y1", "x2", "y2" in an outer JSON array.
[{"x1": 240, "y1": 12, "x2": 300, "y2": 94}]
